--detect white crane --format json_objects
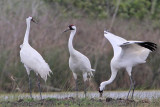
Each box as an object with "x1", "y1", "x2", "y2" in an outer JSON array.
[
  {"x1": 63, "y1": 25, "x2": 95, "y2": 97},
  {"x1": 20, "y1": 16, "x2": 52, "y2": 99},
  {"x1": 99, "y1": 31, "x2": 157, "y2": 99}
]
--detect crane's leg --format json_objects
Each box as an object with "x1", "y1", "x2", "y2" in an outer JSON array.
[
  {"x1": 127, "y1": 76, "x2": 133, "y2": 99},
  {"x1": 37, "y1": 75, "x2": 42, "y2": 100},
  {"x1": 75, "y1": 79, "x2": 78, "y2": 98},
  {"x1": 28, "y1": 75, "x2": 33, "y2": 99},
  {"x1": 73, "y1": 72, "x2": 78, "y2": 98},
  {"x1": 131, "y1": 76, "x2": 135, "y2": 99},
  {"x1": 83, "y1": 81, "x2": 87, "y2": 98},
  {"x1": 83, "y1": 73, "x2": 88, "y2": 98},
  {"x1": 24, "y1": 65, "x2": 32, "y2": 99}
]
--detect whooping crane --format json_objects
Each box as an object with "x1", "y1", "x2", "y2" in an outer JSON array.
[
  {"x1": 20, "y1": 16, "x2": 52, "y2": 99},
  {"x1": 99, "y1": 31, "x2": 157, "y2": 99},
  {"x1": 63, "y1": 25, "x2": 95, "y2": 97}
]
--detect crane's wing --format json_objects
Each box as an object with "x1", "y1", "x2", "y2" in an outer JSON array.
[
  {"x1": 77, "y1": 52, "x2": 95, "y2": 78},
  {"x1": 77, "y1": 51, "x2": 94, "y2": 71},
  {"x1": 119, "y1": 41, "x2": 157, "y2": 64},
  {"x1": 104, "y1": 31, "x2": 127, "y2": 58},
  {"x1": 71, "y1": 50, "x2": 95, "y2": 76},
  {"x1": 20, "y1": 45, "x2": 52, "y2": 82}
]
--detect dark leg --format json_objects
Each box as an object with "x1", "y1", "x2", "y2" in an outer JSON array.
[
  {"x1": 75, "y1": 79, "x2": 78, "y2": 98},
  {"x1": 28, "y1": 75, "x2": 33, "y2": 99},
  {"x1": 131, "y1": 76, "x2": 135, "y2": 99},
  {"x1": 84, "y1": 81, "x2": 87, "y2": 98},
  {"x1": 127, "y1": 76, "x2": 133, "y2": 99},
  {"x1": 37, "y1": 76, "x2": 42, "y2": 100},
  {"x1": 83, "y1": 73, "x2": 88, "y2": 98}
]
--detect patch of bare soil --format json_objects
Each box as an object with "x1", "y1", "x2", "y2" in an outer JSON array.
[{"x1": 104, "y1": 97, "x2": 150, "y2": 106}]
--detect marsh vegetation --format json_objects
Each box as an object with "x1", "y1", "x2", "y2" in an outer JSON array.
[{"x1": 0, "y1": 1, "x2": 159, "y2": 106}]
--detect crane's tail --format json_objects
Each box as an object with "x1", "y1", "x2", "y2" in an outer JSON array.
[
  {"x1": 91, "y1": 69, "x2": 95, "y2": 72},
  {"x1": 90, "y1": 69, "x2": 95, "y2": 77},
  {"x1": 39, "y1": 64, "x2": 53, "y2": 82},
  {"x1": 48, "y1": 69, "x2": 53, "y2": 76},
  {"x1": 87, "y1": 69, "x2": 95, "y2": 81}
]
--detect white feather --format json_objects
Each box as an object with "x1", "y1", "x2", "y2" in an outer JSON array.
[{"x1": 104, "y1": 31, "x2": 127, "y2": 58}]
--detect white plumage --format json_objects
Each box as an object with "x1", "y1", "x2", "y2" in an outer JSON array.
[
  {"x1": 20, "y1": 43, "x2": 52, "y2": 81},
  {"x1": 64, "y1": 25, "x2": 95, "y2": 97},
  {"x1": 69, "y1": 49, "x2": 95, "y2": 80},
  {"x1": 99, "y1": 31, "x2": 157, "y2": 99},
  {"x1": 20, "y1": 16, "x2": 52, "y2": 99}
]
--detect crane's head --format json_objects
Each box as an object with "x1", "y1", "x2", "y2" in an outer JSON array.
[
  {"x1": 99, "y1": 82, "x2": 105, "y2": 97},
  {"x1": 63, "y1": 25, "x2": 76, "y2": 32},
  {"x1": 26, "y1": 16, "x2": 37, "y2": 23}
]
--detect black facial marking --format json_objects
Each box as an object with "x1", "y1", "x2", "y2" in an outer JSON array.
[
  {"x1": 99, "y1": 90, "x2": 103, "y2": 93},
  {"x1": 99, "y1": 88, "x2": 103, "y2": 93},
  {"x1": 99, "y1": 88, "x2": 103, "y2": 97},
  {"x1": 69, "y1": 25, "x2": 74, "y2": 30}
]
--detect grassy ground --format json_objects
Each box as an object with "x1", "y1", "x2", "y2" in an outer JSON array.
[
  {"x1": 0, "y1": 97, "x2": 160, "y2": 107},
  {"x1": 0, "y1": 91, "x2": 160, "y2": 106}
]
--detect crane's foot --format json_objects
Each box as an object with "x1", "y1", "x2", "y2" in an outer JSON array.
[
  {"x1": 84, "y1": 91, "x2": 87, "y2": 98},
  {"x1": 29, "y1": 93, "x2": 33, "y2": 99}
]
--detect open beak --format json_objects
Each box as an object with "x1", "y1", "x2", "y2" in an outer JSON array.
[
  {"x1": 31, "y1": 18, "x2": 38, "y2": 24},
  {"x1": 63, "y1": 28, "x2": 70, "y2": 33}
]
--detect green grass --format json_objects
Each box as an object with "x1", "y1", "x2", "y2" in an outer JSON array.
[{"x1": 44, "y1": 97, "x2": 103, "y2": 107}]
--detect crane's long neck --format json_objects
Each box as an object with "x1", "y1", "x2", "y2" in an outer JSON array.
[
  {"x1": 23, "y1": 20, "x2": 31, "y2": 44},
  {"x1": 68, "y1": 30, "x2": 76, "y2": 55},
  {"x1": 102, "y1": 67, "x2": 118, "y2": 86}
]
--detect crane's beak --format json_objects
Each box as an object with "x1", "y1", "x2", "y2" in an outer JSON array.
[
  {"x1": 31, "y1": 18, "x2": 38, "y2": 24},
  {"x1": 63, "y1": 28, "x2": 70, "y2": 33}
]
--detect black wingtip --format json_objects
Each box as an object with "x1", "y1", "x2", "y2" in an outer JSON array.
[{"x1": 137, "y1": 42, "x2": 157, "y2": 52}]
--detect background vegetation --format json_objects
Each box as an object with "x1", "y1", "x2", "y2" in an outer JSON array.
[{"x1": 0, "y1": 0, "x2": 159, "y2": 93}]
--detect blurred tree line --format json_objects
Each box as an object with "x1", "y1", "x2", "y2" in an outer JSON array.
[
  {"x1": 0, "y1": 0, "x2": 159, "y2": 93},
  {"x1": 44, "y1": 0, "x2": 160, "y2": 20}
]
